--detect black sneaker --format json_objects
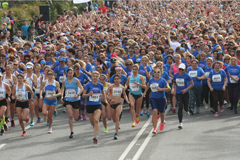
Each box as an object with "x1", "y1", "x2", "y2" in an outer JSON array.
[
  {"x1": 69, "y1": 132, "x2": 74, "y2": 138},
  {"x1": 4, "y1": 124, "x2": 8, "y2": 131},
  {"x1": 114, "y1": 133, "x2": 118, "y2": 140},
  {"x1": 0, "y1": 129, "x2": 4, "y2": 135},
  {"x1": 189, "y1": 110, "x2": 195, "y2": 115}
]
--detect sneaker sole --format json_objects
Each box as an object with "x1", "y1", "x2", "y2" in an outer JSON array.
[
  {"x1": 93, "y1": 138, "x2": 98, "y2": 144},
  {"x1": 114, "y1": 137, "x2": 118, "y2": 140},
  {"x1": 178, "y1": 126, "x2": 182, "y2": 129},
  {"x1": 152, "y1": 131, "x2": 157, "y2": 134}
]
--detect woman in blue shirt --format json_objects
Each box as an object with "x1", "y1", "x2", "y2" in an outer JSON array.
[
  {"x1": 187, "y1": 59, "x2": 206, "y2": 114},
  {"x1": 172, "y1": 63, "x2": 194, "y2": 129},
  {"x1": 83, "y1": 71, "x2": 107, "y2": 144},
  {"x1": 143, "y1": 67, "x2": 170, "y2": 134},
  {"x1": 207, "y1": 61, "x2": 228, "y2": 117},
  {"x1": 197, "y1": 53, "x2": 207, "y2": 70}
]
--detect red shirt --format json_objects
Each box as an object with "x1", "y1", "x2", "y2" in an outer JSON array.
[{"x1": 99, "y1": 6, "x2": 107, "y2": 14}]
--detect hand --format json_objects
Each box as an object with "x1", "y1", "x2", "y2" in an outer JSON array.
[
  {"x1": 157, "y1": 87, "x2": 162, "y2": 91},
  {"x1": 11, "y1": 94, "x2": 15, "y2": 100},
  {"x1": 197, "y1": 77, "x2": 202, "y2": 80},
  {"x1": 181, "y1": 89, "x2": 187, "y2": 94},
  {"x1": 52, "y1": 94, "x2": 57, "y2": 99},
  {"x1": 144, "y1": 66, "x2": 147, "y2": 70},
  {"x1": 74, "y1": 94, "x2": 78, "y2": 99},
  {"x1": 89, "y1": 90, "x2": 93, "y2": 96},
  {"x1": 222, "y1": 86, "x2": 226, "y2": 91},
  {"x1": 9, "y1": 80, "x2": 13, "y2": 86},
  {"x1": 143, "y1": 92, "x2": 146, "y2": 97},
  {"x1": 210, "y1": 87, "x2": 214, "y2": 91},
  {"x1": 61, "y1": 97, "x2": 64, "y2": 103},
  {"x1": 126, "y1": 100, "x2": 130, "y2": 104},
  {"x1": 133, "y1": 81, "x2": 139, "y2": 85}
]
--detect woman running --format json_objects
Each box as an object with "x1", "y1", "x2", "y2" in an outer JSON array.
[
  {"x1": 171, "y1": 64, "x2": 194, "y2": 129},
  {"x1": 0, "y1": 73, "x2": 11, "y2": 135},
  {"x1": 83, "y1": 71, "x2": 107, "y2": 144},
  {"x1": 12, "y1": 74, "x2": 34, "y2": 136},
  {"x1": 143, "y1": 67, "x2": 171, "y2": 134},
  {"x1": 99, "y1": 74, "x2": 111, "y2": 133},
  {"x1": 126, "y1": 64, "x2": 146, "y2": 127},
  {"x1": 61, "y1": 68, "x2": 83, "y2": 138},
  {"x1": 106, "y1": 74, "x2": 129, "y2": 139},
  {"x1": 40, "y1": 69, "x2": 61, "y2": 133}
]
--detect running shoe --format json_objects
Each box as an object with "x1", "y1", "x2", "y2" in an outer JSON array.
[
  {"x1": 37, "y1": 118, "x2": 41, "y2": 123},
  {"x1": 30, "y1": 121, "x2": 35, "y2": 126},
  {"x1": 172, "y1": 107, "x2": 176, "y2": 113},
  {"x1": 164, "y1": 120, "x2": 166, "y2": 124},
  {"x1": 146, "y1": 110, "x2": 150, "y2": 118},
  {"x1": 93, "y1": 136, "x2": 98, "y2": 144},
  {"x1": 214, "y1": 112, "x2": 219, "y2": 117},
  {"x1": 234, "y1": 109, "x2": 238, "y2": 114},
  {"x1": 0, "y1": 129, "x2": 4, "y2": 135},
  {"x1": 196, "y1": 107, "x2": 200, "y2": 114},
  {"x1": 4, "y1": 124, "x2": 8, "y2": 131},
  {"x1": 160, "y1": 123, "x2": 164, "y2": 131},
  {"x1": 78, "y1": 116, "x2": 81, "y2": 121},
  {"x1": 11, "y1": 120, "x2": 15, "y2": 127},
  {"x1": 136, "y1": 117, "x2": 140, "y2": 124},
  {"x1": 46, "y1": 121, "x2": 49, "y2": 126},
  {"x1": 226, "y1": 103, "x2": 231, "y2": 109},
  {"x1": 140, "y1": 110, "x2": 144, "y2": 116},
  {"x1": 114, "y1": 133, "x2": 118, "y2": 140},
  {"x1": 48, "y1": 128, "x2": 52, "y2": 134},
  {"x1": 132, "y1": 122, "x2": 136, "y2": 127},
  {"x1": 5, "y1": 117, "x2": 10, "y2": 124},
  {"x1": 220, "y1": 106, "x2": 224, "y2": 112},
  {"x1": 63, "y1": 107, "x2": 66, "y2": 113},
  {"x1": 15, "y1": 111, "x2": 17, "y2": 116},
  {"x1": 82, "y1": 113, "x2": 87, "y2": 120},
  {"x1": 205, "y1": 103, "x2": 209, "y2": 109},
  {"x1": 104, "y1": 128, "x2": 108, "y2": 133},
  {"x1": 210, "y1": 108, "x2": 215, "y2": 113},
  {"x1": 69, "y1": 132, "x2": 74, "y2": 138},
  {"x1": 178, "y1": 123, "x2": 183, "y2": 129},
  {"x1": 152, "y1": 128, "x2": 157, "y2": 134},
  {"x1": 25, "y1": 118, "x2": 29, "y2": 123},
  {"x1": 157, "y1": 115, "x2": 160, "y2": 122},
  {"x1": 224, "y1": 100, "x2": 227, "y2": 105},
  {"x1": 53, "y1": 110, "x2": 57, "y2": 116},
  {"x1": 189, "y1": 110, "x2": 195, "y2": 115},
  {"x1": 21, "y1": 131, "x2": 27, "y2": 136}
]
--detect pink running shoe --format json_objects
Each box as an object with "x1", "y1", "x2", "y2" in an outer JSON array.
[
  {"x1": 220, "y1": 106, "x2": 224, "y2": 112},
  {"x1": 82, "y1": 113, "x2": 87, "y2": 120},
  {"x1": 214, "y1": 112, "x2": 219, "y2": 117},
  {"x1": 160, "y1": 123, "x2": 164, "y2": 131},
  {"x1": 152, "y1": 128, "x2": 157, "y2": 134},
  {"x1": 172, "y1": 107, "x2": 176, "y2": 113},
  {"x1": 78, "y1": 116, "x2": 81, "y2": 121},
  {"x1": 164, "y1": 120, "x2": 166, "y2": 124}
]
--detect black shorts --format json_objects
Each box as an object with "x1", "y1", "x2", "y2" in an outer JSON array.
[
  {"x1": 16, "y1": 100, "x2": 29, "y2": 109},
  {"x1": 86, "y1": 104, "x2": 102, "y2": 114},
  {"x1": 101, "y1": 102, "x2": 107, "y2": 107},
  {"x1": 65, "y1": 101, "x2": 80, "y2": 109},
  {"x1": 121, "y1": 93, "x2": 124, "y2": 99},
  {"x1": 110, "y1": 102, "x2": 122, "y2": 109},
  {"x1": 36, "y1": 93, "x2": 40, "y2": 99},
  {"x1": 0, "y1": 99, "x2": 7, "y2": 107},
  {"x1": 28, "y1": 92, "x2": 31, "y2": 99},
  {"x1": 130, "y1": 93, "x2": 142, "y2": 100},
  {"x1": 7, "y1": 94, "x2": 15, "y2": 103}
]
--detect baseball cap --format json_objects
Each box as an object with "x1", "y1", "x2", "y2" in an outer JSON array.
[
  {"x1": 112, "y1": 52, "x2": 118, "y2": 57},
  {"x1": 179, "y1": 47, "x2": 185, "y2": 51},
  {"x1": 178, "y1": 63, "x2": 186, "y2": 69},
  {"x1": 40, "y1": 60, "x2": 46, "y2": 65},
  {"x1": 136, "y1": 58, "x2": 141, "y2": 63}
]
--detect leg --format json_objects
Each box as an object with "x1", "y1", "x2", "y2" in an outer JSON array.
[
  {"x1": 196, "y1": 87, "x2": 202, "y2": 108},
  {"x1": 115, "y1": 105, "x2": 122, "y2": 134},
  {"x1": 34, "y1": 97, "x2": 40, "y2": 119},
  {"x1": 189, "y1": 87, "x2": 196, "y2": 112},
  {"x1": 42, "y1": 103, "x2": 49, "y2": 117},
  {"x1": 219, "y1": 90, "x2": 225, "y2": 107},
  {"x1": 48, "y1": 105, "x2": 56, "y2": 129},
  {"x1": 183, "y1": 93, "x2": 190, "y2": 112},
  {"x1": 93, "y1": 109, "x2": 102, "y2": 136},
  {"x1": 211, "y1": 90, "x2": 218, "y2": 112},
  {"x1": 176, "y1": 94, "x2": 184, "y2": 123},
  {"x1": 10, "y1": 103, "x2": 15, "y2": 120},
  {"x1": 136, "y1": 96, "x2": 143, "y2": 118},
  {"x1": 66, "y1": 105, "x2": 73, "y2": 132},
  {"x1": 88, "y1": 113, "x2": 94, "y2": 126},
  {"x1": 101, "y1": 104, "x2": 107, "y2": 128},
  {"x1": 145, "y1": 89, "x2": 150, "y2": 110},
  {"x1": 0, "y1": 106, "x2": 6, "y2": 119},
  {"x1": 106, "y1": 104, "x2": 112, "y2": 120},
  {"x1": 152, "y1": 109, "x2": 158, "y2": 129},
  {"x1": 16, "y1": 107, "x2": 25, "y2": 132},
  {"x1": 29, "y1": 99, "x2": 34, "y2": 122},
  {"x1": 129, "y1": 94, "x2": 136, "y2": 122}
]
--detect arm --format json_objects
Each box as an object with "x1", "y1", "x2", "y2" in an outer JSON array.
[
  {"x1": 197, "y1": 74, "x2": 206, "y2": 80},
  {"x1": 143, "y1": 83, "x2": 150, "y2": 96},
  {"x1": 207, "y1": 78, "x2": 213, "y2": 91},
  {"x1": 55, "y1": 82, "x2": 62, "y2": 97},
  {"x1": 32, "y1": 75, "x2": 37, "y2": 88},
  {"x1": 144, "y1": 67, "x2": 151, "y2": 80},
  {"x1": 26, "y1": 85, "x2": 34, "y2": 101},
  {"x1": 169, "y1": 65, "x2": 174, "y2": 78},
  {"x1": 101, "y1": 89, "x2": 107, "y2": 104},
  {"x1": 223, "y1": 77, "x2": 228, "y2": 90},
  {"x1": 61, "y1": 79, "x2": 65, "y2": 98},
  {"x1": 228, "y1": 73, "x2": 239, "y2": 82},
  {"x1": 4, "y1": 83, "x2": 11, "y2": 96},
  {"x1": 76, "y1": 79, "x2": 84, "y2": 95},
  {"x1": 184, "y1": 80, "x2": 194, "y2": 92},
  {"x1": 39, "y1": 81, "x2": 46, "y2": 99},
  {"x1": 121, "y1": 70, "x2": 127, "y2": 76},
  {"x1": 139, "y1": 75, "x2": 146, "y2": 89},
  {"x1": 171, "y1": 82, "x2": 176, "y2": 95}
]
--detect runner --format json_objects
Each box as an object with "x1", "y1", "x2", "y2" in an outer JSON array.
[
  {"x1": 171, "y1": 64, "x2": 194, "y2": 129},
  {"x1": 126, "y1": 64, "x2": 146, "y2": 127},
  {"x1": 0, "y1": 73, "x2": 11, "y2": 135},
  {"x1": 106, "y1": 74, "x2": 129, "y2": 139},
  {"x1": 61, "y1": 68, "x2": 83, "y2": 138},
  {"x1": 83, "y1": 71, "x2": 107, "y2": 144},
  {"x1": 143, "y1": 67, "x2": 171, "y2": 134},
  {"x1": 40, "y1": 69, "x2": 61, "y2": 133},
  {"x1": 12, "y1": 74, "x2": 34, "y2": 136}
]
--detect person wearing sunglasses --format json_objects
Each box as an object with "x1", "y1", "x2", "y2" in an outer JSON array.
[
  {"x1": 124, "y1": 59, "x2": 133, "y2": 77},
  {"x1": 126, "y1": 64, "x2": 146, "y2": 127},
  {"x1": 40, "y1": 70, "x2": 61, "y2": 133},
  {"x1": 192, "y1": 43, "x2": 203, "y2": 58},
  {"x1": 171, "y1": 63, "x2": 194, "y2": 129},
  {"x1": 187, "y1": 59, "x2": 206, "y2": 115},
  {"x1": 143, "y1": 67, "x2": 171, "y2": 133},
  {"x1": 74, "y1": 63, "x2": 91, "y2": 121},
  {"x1": 12, "y1": 74, "x2": 34, "y2": 136},
  {"x1": 23, "y1": 54, "x2": 31, "y2": 64},
  {"x1": 83, "y1": 71, "x2": 107, "y2": 144},
  {"x1": 61, "y1": 68, "x2": 83, "y2": 138},
  {"x1": 207, "y1": 61, "x2": 228, "y2": 117},
  {"x1": 127, "y1": 46, "x2": 137, "y2": 64},
  {"x1": 0, "y1": 73, "x2": 12, "y2": 135},
  {"x1": 225, "y1": 57, "x2": 240, "y2": 113},
  {"x1": 24, "y1": 62, "x2": 37, "y2": 126}
]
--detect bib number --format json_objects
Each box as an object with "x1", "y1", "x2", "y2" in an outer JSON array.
[
  {"x1": 46, "y1": 90, "x2": 55, "y2": 98},
  {"x1": 112, "y1": 88, "x2": 122, "y2": 96},
  {"x1": 16, "y1": 91, "x2": 25, "y2": 100},
  {"x1": 176, "y1": 78, "x2": 184, "y2": 87},
  {"x1": 189, "y1": 71, "x2": 197, "y2": 78},
  {"x1": 230, "y1": 75, "x2": 238, "y2": 83},
  {"x1": 0, "y1": 88, "x2": 4, "y2": 97},
  {"x1": 130, "y1": 83, "x2": 139, "y2": 91},
  {"x1": 65, "y1": 89, "x2": 76, "y2": 97},
  {"x1": 150, "y1": 83, "x2": 158, "y2": 92},
  {"x1": 89, "y1": 94, "x2": 100, "y2": 102},
  {"x1": 212, "y1": 74, "x2": 221, "y2": 82}
]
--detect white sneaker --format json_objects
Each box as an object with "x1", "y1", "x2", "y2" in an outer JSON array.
[
  {"x1": 205, "y1": 104, "x2": 209, "y2": 109},
  {"x1": 224, "y1": 100, "x2": 227, "y2": 105},
  {"x1": 48, "y1": 128, "x2": 52, "y2": 134},
  {"x1": 226, "y1": 103, "x2": 231, "y2": 108},
  {"x1": 178, "y1": 123, "x2": 183, "y2": 129}
]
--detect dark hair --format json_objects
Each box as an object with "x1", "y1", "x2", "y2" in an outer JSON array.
[
  {"x1": 68, "y1": 48, "x2": 75, "y2": 55},
  {"x1": 96, "y1": 57, "x2": 108, "y2": 72},
  {"x1": 113, "y1": 74, "x2": 121, "y2": 79},
  {"x1": 67, "y1": 68, "x2": 73, "y2": 73}
]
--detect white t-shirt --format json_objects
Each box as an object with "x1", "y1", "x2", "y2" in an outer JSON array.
[{"x1": 170, "y1": 41, "x2": 180, "y2": 51}]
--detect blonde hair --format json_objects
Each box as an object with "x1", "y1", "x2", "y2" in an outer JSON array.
[
  {"x1": 141, "y1": 56, "x2": 149, "y2": 61},
  {"x1": 206, "y1": 57, "x2": 213, "y2": 62},
  {"x1": 132, "y1": 64, "x2": 139, "y2": 70},
  {"x1": 125, "y1": 59, "x2": 133, "y2": 65},
  {"x1": 75, "y1": 60, "x2": 86, "y2": 69},
  {"x1": 92, "y1": 71, "x2": 100, "y2": 77},
  {"x1": 197, "y1": 52, "x2": 207, "y2": 60}
]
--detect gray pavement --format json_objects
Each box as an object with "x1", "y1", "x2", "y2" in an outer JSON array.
[{"x1": 0, "y1": 103, "x2": 240, "y2": 160}]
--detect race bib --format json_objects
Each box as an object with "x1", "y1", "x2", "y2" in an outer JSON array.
[
  {"x1": 59, "y1": 76, "x2": 64, "y2": 83},
  {"x1": 205, "y1": 72, "x2": 210, "y2": 78},
  {"x1": 169, "y1": 76, "x2": 173, "y2": 83},
  {"x1": 46, "y1": 90, "x2": 55, "y2": 98},
  {"x1": 112, "y1": 88, "x2": 122, "y2": 96},
  {"x1": 16, "y1": 91, "x2": 25, "y2": 100},
  {"x1": 4, "y1": 80, "x2": 12, "y2": 87},
  {"x1": 89, "y1": 93, "x2": 100, "y2": 102},
  {"x1": 65, "y1": 89, "x2": 76, "y2": 97},
  {"x1": 176, "y1": 78, "x2": 184, "y2": 87},
  {"x1": 104, "y1": 87, "x2": 108, "y2": 93},
  {"x1": 130, "y1": 83, "x2": 139, "y2": 91},
  {"x1": 189, "y1": 71, "x2": 197, "y2": 78},
  {"x1": 0, "y1": 88, "x2": 4, "y2": 97},
  {"x1": 212, "y1": 74, "x2": 221, "y2": 82},
  {"x1": 150, "y1": 83, "x2": 158, "y2": 92},
  {"x1": 230, "y1": 75, "x2": 238, "y2": 83}
]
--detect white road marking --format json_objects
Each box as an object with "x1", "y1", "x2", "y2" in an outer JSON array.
[
  {"x1": 25, "y1": 125, "x2": 31, "y2": 130},
  {"x1": 0, "y1": 144, "x2": 6, "y2": 149},
  {"x1": 118, "y1": 116, "x2": 152, "y2": 160}
]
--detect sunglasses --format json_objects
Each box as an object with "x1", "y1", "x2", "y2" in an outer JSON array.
[
  {"x1": 154, "y1": 71, "x2": 161, "y2": 73},
  {"x1": 0, "y1": 57, "x2": 5, "y2": 59},
  {"x1": 46, "y1": 50, "x2": 51, "y2": 51},
  {"x1": 179, "y1": 68, "x2": 184, "y2": 71},
  {"x1": 225, "y1": 59, "x2": 230, "y2": 60},
  {"x1": 14, "y1": 64, "x2": 18, "y2": 66},
  {"x1": 196, "y1": 46, "x2": 200, "y2": 48},
  {"x1": 127, "y1": 64, "x2": 132, "y2": 66},
  {"x1": 24, "y1": 59, "x2": 30, "y2": 61},
  {"x1": 129, "y1": 50, "x2": 133, "y2": 52},
  {"x1": 48, "y1": 73, "x2": 53, "y2": 75},
  {"x1": 168, "y1": 52, "x2": 174, "y2": 54}
]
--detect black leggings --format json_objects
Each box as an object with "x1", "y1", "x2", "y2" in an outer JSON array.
[
  {"x1": 202, "y1": 84, "x2": 213, "y2": 107},
  {"x1": 228, "y1": 83, "x2": 239, "y2": 110},
  {"x1": 176, "y1": 93, "x2": 189, "y2": 123},
  {"x1": 141, "y1": 89, "x2": 150, "y2": 109}
]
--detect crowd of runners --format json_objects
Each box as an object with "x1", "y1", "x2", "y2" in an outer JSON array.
[{"x1": 0, "y1": 0, "x2": 240, "y2": 144}]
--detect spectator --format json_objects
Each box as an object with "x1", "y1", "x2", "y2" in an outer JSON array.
[
  {"x1": 0, "y1": 12, "x2": 10, "y2": 28},
  {"x1": 21, "y1": 20, "x2": 29, "y2": 40},
  {"x1": 12, "y1": 30, "x2": 25, "y2": 43}
]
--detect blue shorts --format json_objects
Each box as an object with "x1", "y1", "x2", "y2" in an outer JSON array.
[
  {"x1": 44, "y1": 98, "x2": 57, "y2": 106},
  {"x1": 150, "y1": 97, "x2": 166, "y2": 113}
]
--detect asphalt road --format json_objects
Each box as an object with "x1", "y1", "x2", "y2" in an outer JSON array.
[{"x1": 0, "y1": 103, "x2": 239, "y2": 160}]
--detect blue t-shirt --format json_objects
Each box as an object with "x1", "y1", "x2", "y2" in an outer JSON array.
[
  {"x1": 224, "y1": 65, "x2": 240, "y2": 84},
  {"x1": 187, "y1": 67, "x2": 205, "y2": 86},
  {"x1": 54, "y1": 66, "x2": 68, "y2": 82},
  {"x1": 204, "y1": 65, "x2": 212, "y2": 84},
  {"x1": 127, "y1": 54, "x2": 137, "y2": 64},
  {"x1": 84, "y1": 81, "x2": 103, "y2": 105},
  {"x1": 148, "y1": 78, "x2": 168, "y2": 98},
  {"x1": 76, "y1": 71, "x2": 90, "y2": 85},
  {"x1": 21, "y1": 25, "x2": 29, "y2": 36},
  {"x1": 109, "y1": 74, "x2": 128, "y2": 86},
  {"x1": 124, "y1": 67, "x2": 133, "y2": 77},
  {"x1": 139, "y1": 64, "x2": 151, "y2": 84},
  {"x1": 173, "y1": 73, "x2": 192, "y2": 94},
  {"x1": 198, "y1": 60, "x2": 206, "y2": 69},
  {"x1": 208, "y1": 69, "x2": 227, "y2": 90}
]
